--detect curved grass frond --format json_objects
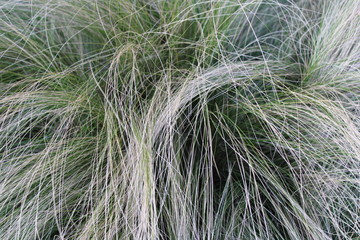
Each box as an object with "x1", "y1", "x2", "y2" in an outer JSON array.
[{"x1": 0, "y1": 0, "x2": 359, "y2": 239}]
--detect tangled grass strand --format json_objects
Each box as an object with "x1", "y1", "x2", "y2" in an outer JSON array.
[{"x1": 0, "y1": 0, "x2": 359, "y2": 239}]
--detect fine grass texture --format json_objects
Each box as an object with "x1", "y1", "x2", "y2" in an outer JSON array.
[{"x1": 0, "y1": 0, "x2": 359, "y2": 239}]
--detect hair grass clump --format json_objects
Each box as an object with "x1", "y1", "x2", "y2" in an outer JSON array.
[{"x1": 0, "y1": 0, "x2": 359, "y2": 239}]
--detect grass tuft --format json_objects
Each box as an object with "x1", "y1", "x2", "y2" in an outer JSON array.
[{"x1": 0, "y1": 0, "x2": 359, "y2": 239}]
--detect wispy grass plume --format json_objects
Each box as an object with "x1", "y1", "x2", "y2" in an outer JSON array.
[{"x1": 0, "y1": 0, "x2": 359, "y2": 239}]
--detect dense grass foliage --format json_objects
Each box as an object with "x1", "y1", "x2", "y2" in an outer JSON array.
[{"x1": 0, "y1": 0, "x2": 359, "y2": 239}]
